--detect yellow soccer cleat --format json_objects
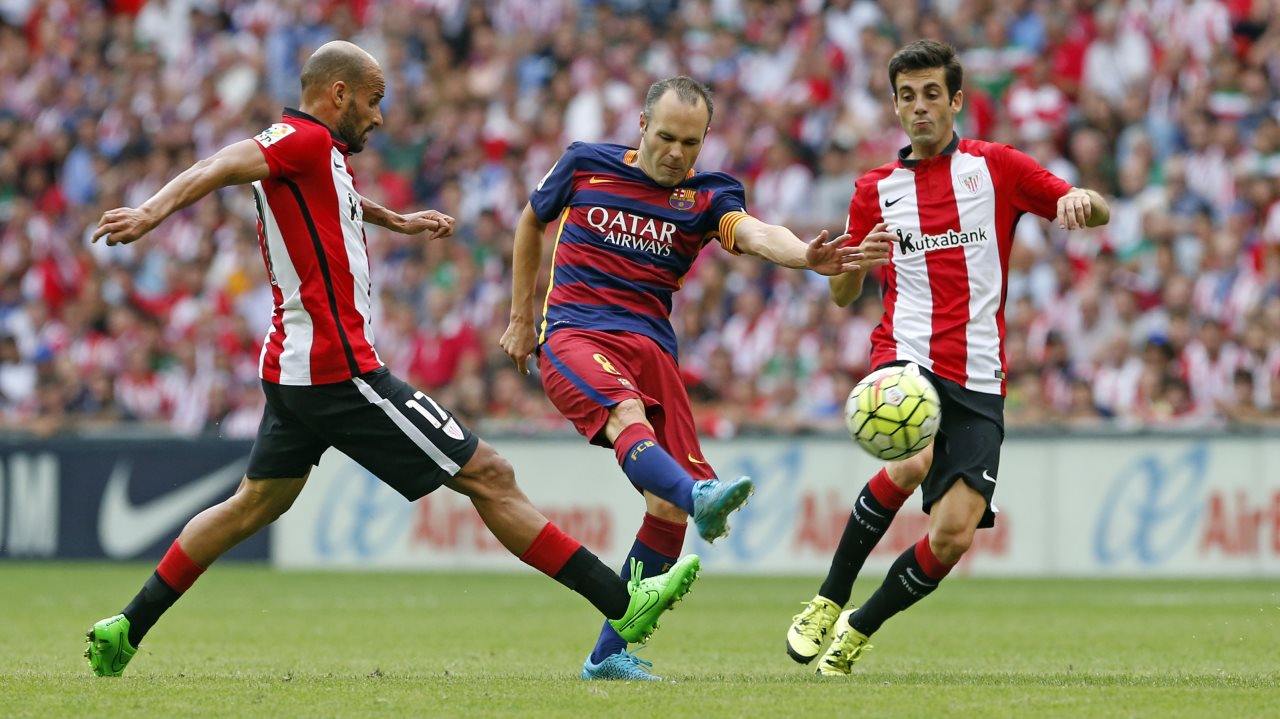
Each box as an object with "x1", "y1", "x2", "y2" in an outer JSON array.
[
  {"x1": 786, "y1": 595, "x2": 841, "y2": 664},
  {"x1": 815, "y1": 609, "x2": 873, "y2": 676}
]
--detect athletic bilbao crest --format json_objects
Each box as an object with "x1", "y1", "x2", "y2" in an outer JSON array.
[
  {"x1": 669, "y1": 188, "x2": 696, "y2": 210},
  {"x1": 958, "y1": 170, "x2": 984, "y2": 195}
]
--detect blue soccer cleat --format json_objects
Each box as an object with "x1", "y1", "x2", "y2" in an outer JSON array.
[
  {"x1": 691, "y1": 476, "x2": 754, "y2": 542},
  {"x1": 581, "y1": 649, "x2": 663, "y2": 681}
]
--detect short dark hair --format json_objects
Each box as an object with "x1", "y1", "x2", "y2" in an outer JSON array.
[
  {"x1": 888, "y1": 40, "x2": 963, "y2": 99},
  {"x1": 643, "y1": 76, "x2": 714, "y2": 126}
]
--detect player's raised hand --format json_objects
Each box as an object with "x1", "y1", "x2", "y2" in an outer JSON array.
[
  {"x1": 92, "y1": 207, "x2": 157, "y2": 246},
  {"x1": 805, "y1": 230, "x2": 861, "y2": 275},
  {"x1": 1056, "y1": 189, "x2": 1092, "y2": 231},
  {"x1": 400, "y1": 209, "x2": 455, "y2": 240},
  {"x1": 499, "y1": 318, "x2": 538, "y2": 376}
]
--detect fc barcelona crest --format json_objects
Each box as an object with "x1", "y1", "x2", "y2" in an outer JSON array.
[
  {"x1": 669, "y1": 188, "x2": 696, "y2": 210},
  {"x1": 958, "y1": 170, "x2": 984, "y2": 195}
]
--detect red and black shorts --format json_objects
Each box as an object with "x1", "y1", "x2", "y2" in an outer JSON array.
[{"x1": 538, "y1": 328, "x2": 716, "y2": 481}]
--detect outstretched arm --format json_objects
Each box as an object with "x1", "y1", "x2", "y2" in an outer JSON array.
[
  {"x1": 361, "y1": 197, "x2": 455, "y2": 240},
  {"x1": 499, "y1": 203, "x2": 549, "y2": 375},
  {"x1": 728, "y1": 215, "x2": 862, "y2": 275},
  {"x1": 92, "y1": 139, "x2": 270, "y2": 246}
]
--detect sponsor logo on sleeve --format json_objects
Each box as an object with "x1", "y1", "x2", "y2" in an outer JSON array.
[{"x1": 254, "y1": 123, "x2": 296, "y2": 147}]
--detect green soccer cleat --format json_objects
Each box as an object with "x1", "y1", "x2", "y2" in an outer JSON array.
[
  {"x1": 815, "y1": 609, "x2": 873, "y2": 676},
  {"x1": 84, "y1": 614, "x2": 137, "y2": 677},
  {"x1": 786, "y1": 595, "x2": 841, "y2": 664},
  {"x1": 609, "y1": 554, "x2": 701, "y2": 644},
  {"x1": 691, "y1": 476, "x2": 754, "y2": 542}
]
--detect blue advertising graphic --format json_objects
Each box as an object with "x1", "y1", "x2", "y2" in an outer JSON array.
[
  {"x1": 0, "y1": 439, "x2": 266, "y2": 561},
  {"x1": 1093, "y1": 443, "x2": 1209, "y2": 567},
  {"x1": 691, "y1": 443, "x2": 806, "y2": 562},
  {"x1": 314, "y1": 469, "x2": 412, "y2": 560}
]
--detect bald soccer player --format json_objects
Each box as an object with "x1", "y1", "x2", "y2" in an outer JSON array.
[{"x1": 84, "y1": 41, "x2": 702, "y2": 678}]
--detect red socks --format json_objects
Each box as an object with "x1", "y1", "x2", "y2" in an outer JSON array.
[
  {"x1": 867, "y1": 468, "x2": 913, "y2": 511},
  {"x1": 636, "y1": 512, "x2": 686, "y2": 557},
  {"x1": 913, "y1": 535, "x2": 956, "y2": 581},
  {"x1": 519, "y1": 522, "x2": 582, "y2": 576},
  {"x1": 156, "y1": 541, "x2": 205, "y2": 593}
]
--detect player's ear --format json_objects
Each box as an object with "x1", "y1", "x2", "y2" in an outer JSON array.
[
  {"x1": 951, "y1": 89, "x2": 964, "y2": 114},
  {"x1": 332, "y1": 80, "x2": 347, "y2": 109},
  {"x1": 639, "y1": 112, "x2": 647, "y2": 135}
]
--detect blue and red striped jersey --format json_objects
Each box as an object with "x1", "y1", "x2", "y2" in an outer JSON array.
[{"x1": 530, "y1": 141, "x2": 749, "y2": 359}]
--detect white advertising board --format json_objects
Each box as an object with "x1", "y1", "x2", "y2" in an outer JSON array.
[{"x1": 272, "y1": 436, "x2": 1280, "y2": 577}]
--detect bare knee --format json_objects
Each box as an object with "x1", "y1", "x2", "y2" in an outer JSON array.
[
  {"x1": 928, "y1": 524, "x2": 975, "y2": 564},
  {"x1": 927, "y1": 480, "x2": 986, "y2": 564},
  {"x1": 886, "y1": 444, "x2": 933, "y2": 491},
  {"x1": 450, "y1": 443, "x2": 519, "y2": 502},
  {"x1": 230, "y1": 479, "x2": 303, "y2": 531},
  {"x1": 604, "y1": 398, "x2": 650, "y2": 441}
]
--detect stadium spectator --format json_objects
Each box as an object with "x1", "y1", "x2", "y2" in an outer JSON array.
[{"x1": 0, "y1": 0, "x2": 1275, "y2": 438}]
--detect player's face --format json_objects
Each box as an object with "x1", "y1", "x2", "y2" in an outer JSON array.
[
  {"x1": 337, "y1": 68, "x2": 385, "y2": 153},
  {"x1": 893, "y1": 67, "x2": 962, "y2": 158},
  {"x1": 637, "y1": 92, "x2": 709, "y2": 187}
]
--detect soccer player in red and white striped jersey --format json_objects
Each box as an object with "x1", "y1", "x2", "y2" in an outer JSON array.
[
  {"x1": 786, "y1": 40, "x2": 1110, "y2": 675},
  {"x1": 83, "y1": 41, "x2": 702, "y2": 678}
]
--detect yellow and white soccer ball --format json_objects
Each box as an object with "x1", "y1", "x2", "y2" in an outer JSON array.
[{"x1": 845, "y1": 364, "x2": 942, "y2": 461}]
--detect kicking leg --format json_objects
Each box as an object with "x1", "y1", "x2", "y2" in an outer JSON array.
[{"x1": 606, "y1": 399, "x2": 752, "y2": 543}]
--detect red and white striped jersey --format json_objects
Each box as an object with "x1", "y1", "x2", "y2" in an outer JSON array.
[
  {"x1": 250, "y1": 109, "x2": 382, "y2": 386},
  {"x1": 848, "y1": 135, "x2": 1072, "y2": 395}
]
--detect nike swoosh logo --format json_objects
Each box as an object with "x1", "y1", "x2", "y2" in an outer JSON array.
[
  {"x1": 99, "y1": 459, "x2": 246, "y2": 558},
  {"x1": 588, "y1": 176, "x2": 613, "y2": 185},
  {"x1": 616, "y1": 589, "x2": 661, "y2": 630},
  {"x1": 333, "y1": 160, "x2": 346, "y2": 171},
  {"x1": 858, "y1": 496, "x2": 886, "y2": 518},
  {"x1": 687, "y1": 453, "x2": 706, "y2": 465},
  {"x1": 982, "y1": 469, "x2": 997, "y2": 483},
  {"x1": 884, "y1": 195, "x2": 906, "y2": 207},
  {"x1": 906, "y1": 568, "x2": 938, "y2": 588}
]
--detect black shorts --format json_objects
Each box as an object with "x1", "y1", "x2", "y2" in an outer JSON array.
[
  {"x1": 881, "y1": 361, "x2": 1005, "y2": 529},
  {"x1": 246, "y1": 367, "x2": 479, "y2": 501}
]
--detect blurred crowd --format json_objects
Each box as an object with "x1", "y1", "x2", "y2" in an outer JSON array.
[{"x1": 2, "y1": 0, "x2": 1280, "y2": 439}]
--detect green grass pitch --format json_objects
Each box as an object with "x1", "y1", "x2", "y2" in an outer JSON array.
[{"x1": 3, "y1": 563, "x2": 1276, "y2": 718}]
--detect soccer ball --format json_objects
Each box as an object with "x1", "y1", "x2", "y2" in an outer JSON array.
[{"x1": 845, "y1": 364, "x2": 941, "y2": 461}]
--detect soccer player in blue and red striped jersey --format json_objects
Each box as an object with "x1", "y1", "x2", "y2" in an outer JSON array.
[{"x1": 501, "y1": 76, "x2": 869, "y2": 681}]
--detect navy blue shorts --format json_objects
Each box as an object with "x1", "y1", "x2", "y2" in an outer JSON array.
[{"x1": 247, "y1": 367, "x2": 479, "y2": 501}]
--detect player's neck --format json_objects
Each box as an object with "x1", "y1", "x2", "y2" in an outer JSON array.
[
  {"x1": 907, "y1": 139, "x2": 948, "y2": 161},
  {"x1": 298, "y1": 101, "x2": 340, "y2": 132}
]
